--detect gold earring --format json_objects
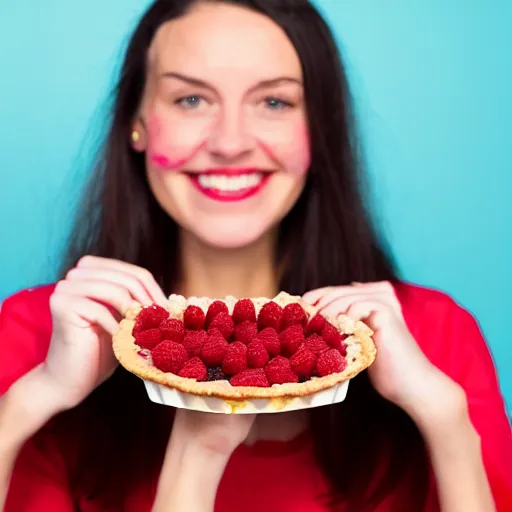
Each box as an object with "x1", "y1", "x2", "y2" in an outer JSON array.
[{"x1": 131, "y1": 130, "x2": 140, "y2": 143}]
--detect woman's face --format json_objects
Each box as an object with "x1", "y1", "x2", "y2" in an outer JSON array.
[{"x1": 133, "y1": 2, "x2": 310, "y2": 249}]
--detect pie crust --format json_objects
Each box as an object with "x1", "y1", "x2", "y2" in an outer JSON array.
[{"x1": 112, "y1": 292, "x2": 376, "y2": 400}]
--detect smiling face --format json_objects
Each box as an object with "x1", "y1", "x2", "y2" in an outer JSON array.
[{"x1": 132, "y1": 1, "x2": 311, "y2": 249}]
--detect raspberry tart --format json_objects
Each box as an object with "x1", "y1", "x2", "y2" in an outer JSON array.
[{"x1": 113, "y1": 292, "x2": 376, "y2": 413}]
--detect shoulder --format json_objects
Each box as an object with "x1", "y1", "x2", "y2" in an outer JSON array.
[{"x1": 0, "y1": 284, "x2": 56, "y2": 394}]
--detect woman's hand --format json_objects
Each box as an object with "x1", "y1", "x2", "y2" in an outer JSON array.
[
  {"x1": 303, "y1": 281, "x2": 466, "y2": 428},
  {"x1": 153, "y1": 409, "x2": 256, "y2": 512},
  {"x1": 36, "y1": 256, "x2": 168, "y2": 418}
]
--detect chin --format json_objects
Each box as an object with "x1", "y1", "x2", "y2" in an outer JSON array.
[{"x1": 188, "y1": 220, "x2": 274, "y2": 250}]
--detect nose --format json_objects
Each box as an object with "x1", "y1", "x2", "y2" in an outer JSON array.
[{"x1": 206, "y1": 105, "x2": 254, "y2": 161}]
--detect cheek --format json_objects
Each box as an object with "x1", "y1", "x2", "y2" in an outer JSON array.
[
  {"x1": 258, "y1": 121, "x2": 311, "y2": 176},
  {"x1": 146, "y1": 112, "x2": 206, "y2": 170}
]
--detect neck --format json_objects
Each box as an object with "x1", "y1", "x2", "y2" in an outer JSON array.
[{"x1": 177, "y1": 230, "x2": 279, "y2": 299}]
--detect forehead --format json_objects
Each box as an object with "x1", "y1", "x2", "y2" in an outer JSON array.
[{"x1": 150, "y1": 2, "x2": 302, "y2": 81}]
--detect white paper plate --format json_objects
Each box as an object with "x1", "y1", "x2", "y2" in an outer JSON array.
[{"x1": 143, "y1": 378, "x2": 350, "y2": 414}]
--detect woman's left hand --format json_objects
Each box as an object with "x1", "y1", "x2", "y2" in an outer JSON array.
[{"x1": 302, "y1": 281, "x2": 466, "y2": 430}]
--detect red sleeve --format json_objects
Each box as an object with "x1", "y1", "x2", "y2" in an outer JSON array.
[
  {"x1": 0, "y1": 286, "x2": 54, "y2": 394},
  {"x1": 5, "y1": 429, "x2": 75, "y2": 512},
  {"x1": 447, "y1": 306, "x2": 512, "y2": 511},
  {"x1": 1, "y1": 286, "x2": 75, "y2": 511}
]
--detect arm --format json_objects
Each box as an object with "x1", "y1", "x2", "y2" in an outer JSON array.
[
  {"x1": 411, "y1": 382, "x2": 497, "y2": 512},
  {"x1": 152, "y1": 409, "x2": 255, "y2": 512},
  {"x1": 0, "y1": 366, "x2": 71, "y2": 511}
]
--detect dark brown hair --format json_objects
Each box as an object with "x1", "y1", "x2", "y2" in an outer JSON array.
[{"x1": 56, "y1": 0, "x2": 429, "y2": 510}]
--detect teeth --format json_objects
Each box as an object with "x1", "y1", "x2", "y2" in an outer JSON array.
[{"x1": 197, "y1": 173, "x2": 263, "y2": 192}]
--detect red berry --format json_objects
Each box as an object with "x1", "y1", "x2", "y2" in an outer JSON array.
[
  {"x1": 279, "y1": 324, "x2": 304, "y2": 356},
  {"x1": 322, "y1": 322, "x2": 345, "y2": 350},
  {"x1": 305, "y1": 333, "x2": 330, "y2": 355},
  {"x1": 182, "y1": 330, "x2": 208, "y2": 357},
  {"x1": 232, "y1": 299, "x2": 256, "y2": 324},
  {"x1": 152, "y1": 341, "x2": 187, "y2": 374},
  {"x1": 133, "y1": 305, "x2": 169, "y2": 334},
  {"x1": 201, "y1": 329, "x2": 229, "y2": 366},
  {"x1": 205, "y1": 300, "x2": 229, "y2": 329},
  {"x1": 178, "y1": 357, "x2": 207, "y2": 381},
  {"x1": 265, "y1": 356, "x2": 299, "y2": 385},
  {"x1": 159, "y1": 318, "x2": 185, "y2": 343},
  {"x1": 230, "y1": 369, "x2": 270, "y2": 387},
  {"x1": 183, "y1": 305, "x2": 206, "y2": 330},
  {"x1": 316, "y1": 349, "x2": 347, "y2": 377},
  {"x1": 339, "y1": 343, "x2": 348, "y2": 357},
  {"x1": 222, "y1": 342, "x2": 248, "y2": 376},
  {"x1": 257, "y1": 301, "x2": 284, "y2": 332},
  {"x1": 134, "y1": 328, "x2": 162, "y2": 350},
  {"x1": 255, "y1": 327, "x2": 280, "y2": 357},
  {"x1": 246, "y1": 340, "x2": 270, "y2": 369},
  {"x1": 208, "y1": 312, "x2": 234, "y2": 340},
  {"x1": 290, "y1": 344, "x2": 317, "y2": 378},
  {"x1": 233, "y1": 321, "x2": 258, "y2": 345},
  {"x1": 304, "y1": 313, "x2": 326, "y2": 336},
  {"x1": 281, "y1": 303, "x2": 307, "y2": 329}
]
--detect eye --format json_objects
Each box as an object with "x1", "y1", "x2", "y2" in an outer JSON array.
[
  {"x1": 175, "y1": 95, "x2": 204, "y2": 109},
  {"x1": 264, "y1": 97, "x2": 293, "y2": 111}
]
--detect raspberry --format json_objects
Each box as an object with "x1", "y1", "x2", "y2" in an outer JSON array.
[
  {"x1": 182, "y1": 330, "x2": 208, "y2": 357},
  {"x1": 205, "y1": 300, "x2": 229, "y2": 329},
  {"x1": 222, "y1": 342, "x2": 248, "y2": 376},
  {"x1": 178, "y1": 357, "x2": 207, "y2": 381},
  {"x1": 316, "y1": 349, "x2": 347, "y2": 377},
  {"x1": 246, "y1": 340, "x2": 270, "y2": 369},
  {"x1": 133, "y1": 305, "x2": 169, "y2": 334},
  {"x1": 208, "y1": 312, "x2": 234, "y2": 340},
  {"x1": 201, "y1": 329, "x2": 229, "y2": 366},
  {"x1": 257, "y1": 301, "x2": 284, "y2": 332},
  {"x1": 207, "y1": 366, "x2": 227, "y2": 382},
  {"x1": 231, "y1": 369, "x2": 270, "y2": 387},
  {"x1": 232, "y1": 299, "x2": 256, "y2": 324},
  {"x1": 321, "y1": 322, "x2": 345, "y2": 350},
  {"x1": 290, "y1": 344, "x2": 317, "y2": 378},
  {"x1": 134, "y1": 328, "x2": 162, "y2": 350},
  {"x1": 304, "y1": 313, "x2": 326, "y2": 336},
  {"x1": 255, "y1": 327, "x2": 280, "y2": 357},
  {"x1": 279, "y1": 324, "x2": 304, "y2": 356},
  {"x1": 183, "y1": 305, "x2": 206, "y2": 330},
  {"x1": 305, "y1": 333, "x2": 330, "y2": 355},
  {"x1": 339, "y1": 343, "x2": 348, "y2": 357},
  {"x1": 233, "y1": 321, "x2": 258, "y2": 345},
  {"x1": 265, "y1": 356, "x2": 299, "y2": 385},
  {"x1": 281, "y1": 303, "x2": 307, "y2": 329},
  {"x1": 152, "y1": 340, "x2": 187, "y2": 374},
  {"x1": 159, "y1": 318, "x2": 185, "y2": 343}
]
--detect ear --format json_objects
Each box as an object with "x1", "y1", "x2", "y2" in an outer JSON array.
[{"x1": 130, "y1": 117, "x2": 147, "y2": 152}]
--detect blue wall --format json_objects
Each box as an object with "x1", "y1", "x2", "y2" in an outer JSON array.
[{"x1": 1, "y1": 1, "x2": 510, "y2": 409}]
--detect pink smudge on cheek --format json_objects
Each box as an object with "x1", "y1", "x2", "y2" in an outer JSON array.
[{"x1": 150, "y1": 153, "x2": 188, "y2": 170}]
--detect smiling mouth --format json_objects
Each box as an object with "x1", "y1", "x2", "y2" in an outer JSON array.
[{"x1": 187, "y1": 170, "x2": 272, "y2": 202}]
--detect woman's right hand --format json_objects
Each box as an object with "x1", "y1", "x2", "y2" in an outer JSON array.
[{"x1": 36, "y1": 256, "x2": 168, "y2": 415}]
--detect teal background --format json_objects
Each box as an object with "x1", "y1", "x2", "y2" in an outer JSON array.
[{"x1": 0, "y1": 1, "x2": 510, "y2": 410}]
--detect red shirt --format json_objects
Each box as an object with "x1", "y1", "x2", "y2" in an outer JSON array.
[{"x1": 1, "y1": 283, "x2": 511, "y2": 511}]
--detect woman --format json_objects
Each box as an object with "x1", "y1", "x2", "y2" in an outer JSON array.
[{"x1": 0, "y1": 0, "x2": 511, "y2": 510}]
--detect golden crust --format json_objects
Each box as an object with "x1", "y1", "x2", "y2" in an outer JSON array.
[{"x1": 113, "y1": 292, "x2": 376, "y2": 400}]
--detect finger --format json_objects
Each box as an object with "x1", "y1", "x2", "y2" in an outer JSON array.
[
  {"x1": 345, "y1": 300, "x2": 391, "y2": 330},
  {"x1": 320, "y1": 294, "x2": 377, "y2": 318},
  {"x1": 55, "y1": 279, "x2": 138, "y2": 316},
  {"x1": 302, "y1": 287, "x2": 334, "y2": 305},
  {"x1": 51, "y1": 292, "x2": 120, "y2": 335},
  {"x1": 315, "y1": 286, "x2": 392, "y2": 311},
  {"x1": 77, "y1": 256, "x2": 168, "y2": 306},
  {"x1": 66, "y1": 267, "x2": 153, "y2": 306}
]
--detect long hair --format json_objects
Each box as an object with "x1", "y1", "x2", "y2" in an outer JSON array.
[{"x1": 56, "y1": 1, "x2": 429, "y2": 510}]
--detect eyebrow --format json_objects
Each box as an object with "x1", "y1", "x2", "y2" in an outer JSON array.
[{"x1": 159, "y1": 72, "x2": 302, "y2": 92}]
